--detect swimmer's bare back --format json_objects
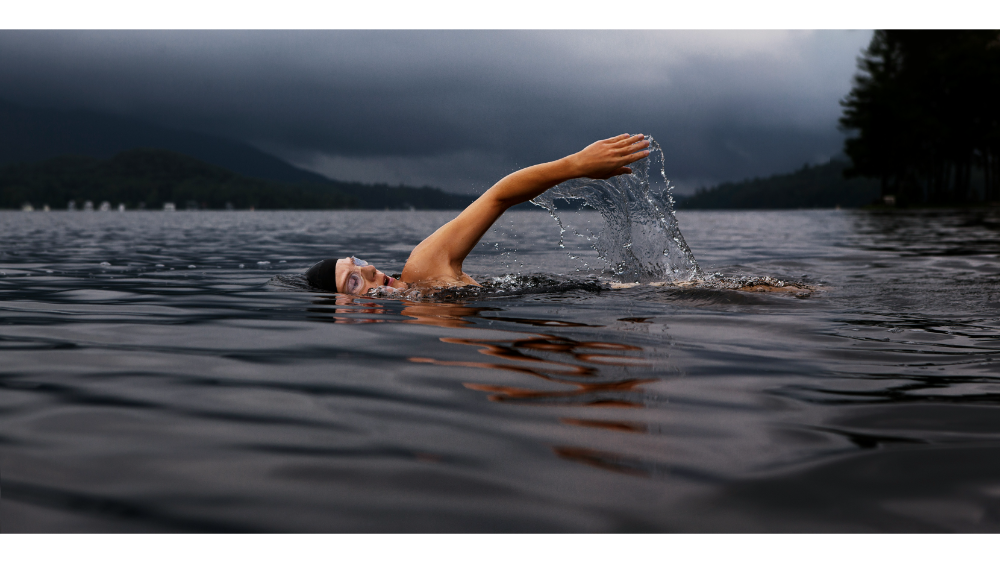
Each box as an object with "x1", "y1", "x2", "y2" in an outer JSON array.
[{"x1": 400, "y1": 134, "x2": 651, "y2": 289}]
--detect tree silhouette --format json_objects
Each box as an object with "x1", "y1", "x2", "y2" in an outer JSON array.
[{"x1": 840, "y1": 30, "x2": 1000, "y2": 206}]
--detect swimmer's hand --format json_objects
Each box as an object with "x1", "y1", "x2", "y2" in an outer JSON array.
[{"x1": 566, "y1": 133, "x2": 651, "y2": 180}]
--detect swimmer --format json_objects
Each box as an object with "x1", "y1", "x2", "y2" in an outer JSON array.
[{"x1": 306, "y1": 134, "x2": 651, "y2": 295}]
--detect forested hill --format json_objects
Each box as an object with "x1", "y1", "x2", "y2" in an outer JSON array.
[
  {"x1": 0, "y1": 99, "x2": 475, "y2": 210},
  {"x1": 0, "y1": 149, "x2": 474, "y2": 210},
  {"x1": 677, "y1": 159, "x2": 880, "y2": 210}
]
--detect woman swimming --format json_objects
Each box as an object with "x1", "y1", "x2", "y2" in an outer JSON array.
[{"x1": 306, "y1": 134, "x2": 651, "y2": 295}]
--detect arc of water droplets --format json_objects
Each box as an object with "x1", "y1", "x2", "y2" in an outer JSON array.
[{"x1": 531, "y1": 135, "x2": 701, "y2": 283}]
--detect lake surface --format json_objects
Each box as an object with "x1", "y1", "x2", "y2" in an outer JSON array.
[{"x1": 2, "y1": 208, "x2": 1000, "y2": 532}]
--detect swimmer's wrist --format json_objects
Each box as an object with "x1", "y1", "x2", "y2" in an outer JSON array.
[{"x1": 559, "y1": 154, "x2": 585, "y2": 179}]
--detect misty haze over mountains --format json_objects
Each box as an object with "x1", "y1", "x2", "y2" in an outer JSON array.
[
  {"x1": 0, "y1": 99, "x2": 330, "y2": 185},
  {"x1": 0, "y1": 30, "x2": 872, "y2": 195}
]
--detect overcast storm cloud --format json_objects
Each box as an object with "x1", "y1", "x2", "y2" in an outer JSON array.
[{"x1": 0, "y1": 30, "x2": 872, "y2": 194}]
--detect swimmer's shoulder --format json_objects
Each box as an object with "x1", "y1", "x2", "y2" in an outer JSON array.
[{"x1": 405, "y1": 271, "x2": 480, "y2": 291}]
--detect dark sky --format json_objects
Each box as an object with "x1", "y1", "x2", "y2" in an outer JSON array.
[{"x1": 0, "y1": 30, "x2": 872, "y2": 194}]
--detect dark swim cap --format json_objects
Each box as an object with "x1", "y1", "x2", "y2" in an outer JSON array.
[{"x1": 306, "y1": 258, "x2": 340, "y2": 292}]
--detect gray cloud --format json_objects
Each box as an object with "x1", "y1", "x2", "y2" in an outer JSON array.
[{"x1": 0, "y1": 30, "x2": 872, "y2": 194}]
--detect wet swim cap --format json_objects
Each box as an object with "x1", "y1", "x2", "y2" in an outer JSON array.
[{"x1": 306, "y1": 258, "x2": 340, "y2": 292}]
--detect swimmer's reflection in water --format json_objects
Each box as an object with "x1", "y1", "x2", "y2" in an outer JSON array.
[
  {"x1": 314, "y1": 294, "x2": 653, "y2": 407},
  {"x1": 305, "y1": 134, "x2": 651, "y2": 295},
  {"x1": 315, "y1": 294, "x2": 488, "y2": 329},
  {"x1": 313, "y1": 294, "x2": 664, "y2": 476}
]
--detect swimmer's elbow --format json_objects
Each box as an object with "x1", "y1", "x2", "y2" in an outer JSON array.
[{"x1": 475, "y1": 190, "x2": 515, "y2": 213}]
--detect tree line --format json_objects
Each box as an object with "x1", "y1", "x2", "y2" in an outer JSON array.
[
  {"x1": 679, "y1": 159, "x2": 879, "y2": 210},
  {"x1": 840, "y1": 30, "x2": 1000, "y2": 206},
  {"x1": 0, "y1": 149, "x2": 355, "y2": 210}
]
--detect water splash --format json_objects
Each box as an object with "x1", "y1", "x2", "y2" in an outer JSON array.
[
  {"x1": 355, "y1": 273, "x2": 605, "y2": 302},
  {"x1": 531, "y1": 135, "x2": 701, "y2": 283}
]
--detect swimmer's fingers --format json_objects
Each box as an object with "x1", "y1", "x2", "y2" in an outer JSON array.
[
  {"x1": 615, "y1": 138, "x2": 650, "y2": 160},
  {"x1": 610, "y1": 133, "x2": 641, "y2": 144},
  {"x1": 604, "y1": 133, "x2": 643, "y2": 152},
  {"x1": 621, "y1": 148, "x2": 651, "y2": 165},
  {"x1": 612, "y1": 133, "x2": 646, "y2": 149}
]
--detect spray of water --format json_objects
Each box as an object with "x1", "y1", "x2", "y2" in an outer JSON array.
[{"x1": 530, "y1": 135, "x2": 701, "y2": 283}]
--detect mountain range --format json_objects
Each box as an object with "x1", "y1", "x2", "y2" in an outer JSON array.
[{"x1": 0, "y1": 99, "x2": 473, "y2": 210}]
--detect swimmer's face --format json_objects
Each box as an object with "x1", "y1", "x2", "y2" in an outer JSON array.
[{"x1": 336, "y1": 257, "x2": 407, "y2": 295}]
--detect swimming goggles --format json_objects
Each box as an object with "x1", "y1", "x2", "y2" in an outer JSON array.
[{"x1": 344, "y1": 256, "x2": 369, "y2": 294}]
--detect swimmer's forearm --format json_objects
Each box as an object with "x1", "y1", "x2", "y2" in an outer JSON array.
[
  {"x1": 485, "y1": 134, "x2": 650, "y2": 209},
  {"x1": 486, "y1": 158, "x2": 578, "y2": 209}
]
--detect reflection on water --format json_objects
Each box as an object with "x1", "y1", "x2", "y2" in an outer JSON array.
[
  {"x1": 313, "y1": 295, "x2": 659, "y2": 471},
  {"x1": 3, "y1": 209, "x2": 1000, "y2": 532}
]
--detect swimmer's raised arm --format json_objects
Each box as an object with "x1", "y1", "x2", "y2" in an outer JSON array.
[{"x1": 400, "y1": 134, "x2": 650, "y2": 285}]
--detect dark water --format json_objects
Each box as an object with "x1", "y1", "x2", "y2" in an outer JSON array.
[{"x1": 2, "y1": 208, "x2": 1000, "y2": 532}]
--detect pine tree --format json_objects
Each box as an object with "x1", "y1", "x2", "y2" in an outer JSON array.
[{"x1": 840, "y1": 30, "x2": 1000, "y2": 206}]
